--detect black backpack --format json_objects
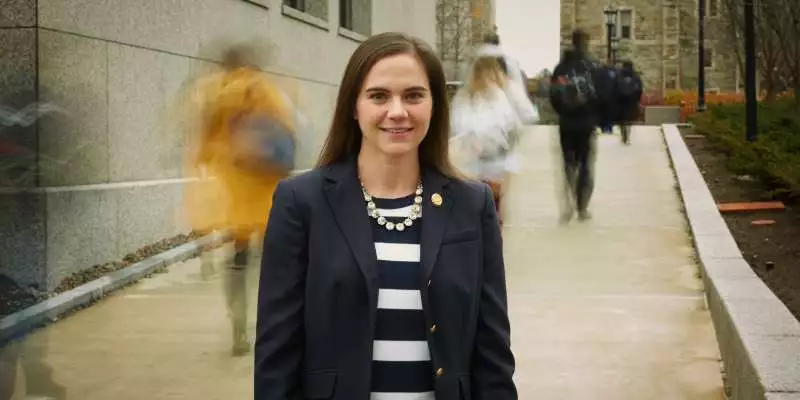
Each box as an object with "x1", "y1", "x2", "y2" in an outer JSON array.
[
  {"x1": 593, "y1": 66, "x2": 619, "y2": 104},
  {"x1": 551, "y1": 59, "x2": 598, "y2": 110},
  {"x1": 616, "y1": 73, "x2": 643, "y2": 102}
]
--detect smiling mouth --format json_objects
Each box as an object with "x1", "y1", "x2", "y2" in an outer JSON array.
[{"x1": 381, "y1": 128, "x2": 413, "y2": 134}]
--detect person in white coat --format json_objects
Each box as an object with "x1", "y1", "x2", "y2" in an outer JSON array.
[
  {"x1": 475, "y1": 33, "x2": 538, "y2": 148},
  {"x1": 450, "y1": 56, "x2": 521, "y2": 224}
]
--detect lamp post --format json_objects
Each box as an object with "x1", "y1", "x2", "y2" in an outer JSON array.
[
  {"x1": 604, "y1": 7, "x2": 618, "y2": 64},
  {"x1": 611, "y1": 37, "x2": 620, "y2": 66},
  {"x1": 698, "y1": 0, "x2": 706, "y2": 111},
  {"x1": 744, "y1": 0, "x2": 757, "y2": 141}
]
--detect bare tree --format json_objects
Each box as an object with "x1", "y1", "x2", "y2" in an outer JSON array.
[
  {"x1": 721, "y1": 0, "x2": 800, "y2": 102},
  {"x1": 720, "y1": 0, "x2": 745, "y2": 76},
  {"x1": 761, "y1": 0, "x2": 800, "y2": 101},
  {"x1": 436, "y1": 0, "x2": 487, "y2": 82}
]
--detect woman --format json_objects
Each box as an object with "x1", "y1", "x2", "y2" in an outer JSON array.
[
  {"x1": 255, "y1": 32, "x2": 517, "y2": 400},
  {"x1": 182, "y1": 45, "x2": 296, "y2": 355},
  {"x1": 450, "y1": 56, "x2": 521, "y2": 224}
]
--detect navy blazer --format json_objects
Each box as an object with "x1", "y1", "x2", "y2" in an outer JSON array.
[{"x1": 254, "y1": 160, "x2": 517, "y2": 400}]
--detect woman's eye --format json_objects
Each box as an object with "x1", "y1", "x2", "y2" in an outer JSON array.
[
  {"x1": 369, "y1": 93, "x2": 387, "y2": 101},
  {"x1": 406, "y1": 92, "x2": 425, "y2": 101}
]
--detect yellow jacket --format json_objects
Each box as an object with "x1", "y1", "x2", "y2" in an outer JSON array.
[{"x1": 182, "y1": 67, "x2": 295, "y2": 240}]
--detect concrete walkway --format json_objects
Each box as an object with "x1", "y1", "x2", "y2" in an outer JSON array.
[
  {"x1": 2, "y1": 126, "x2": 724, "y2": 399},
  {"x1": 505, "y1": 125, "x2": 723, "y2": 399},
  {"x1": 2, "y1": 247, "x2": 257, "y2": 400}
]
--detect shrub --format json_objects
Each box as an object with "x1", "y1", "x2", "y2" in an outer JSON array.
[{"x1": 689, "y1": 99, "x2": 800, "y2": 200}]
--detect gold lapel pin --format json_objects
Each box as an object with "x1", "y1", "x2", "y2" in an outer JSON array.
[{"x1": 431, "y1": 193, "x2": 443, "y2": 207}]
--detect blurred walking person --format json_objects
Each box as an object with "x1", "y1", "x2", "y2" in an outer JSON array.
[
  {"x1": 450, "y1": 56, "x2": 522, "y2": 224},
  {"x1": 181, "y1": 44, "x2": 297, "y2": 355},
  {"x1": 0, "y1": 332, "x2": 66, "y2": 400},
  {"x1": 549, "y1": 30, "x2": 603, "y2": 223},
  {"x1": 476, "y1": 32, "x2": 539, "y2": 148},
  {"x1": 596, "y1": 63, "x2": 620, "y2": 135},
  {"x1": 614, "y1": 60, "x2": 644, "y2": 144}
]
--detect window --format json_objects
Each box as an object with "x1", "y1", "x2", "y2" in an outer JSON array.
[
  {"x1": 708, "y1": 0, "x2": 718, "y2": 17},
  {"x1": 339, "y1": 0, "x2": 371, "y2": 36},
  {"x1": 284, "y1": 0, "x2": 305, "y2": 10},
  {"x1": 283, "y1": 0, "x2": 328, "y2": 21},
  {"x1": 704, "y1": 48, "x2": 714, "y2": 68},
  {"x1": 607, "y1": 10, "x2": 633, "y2": 40},
  {"x1": 340, "y1": 0, "x2": 353, "y2": 30},
  {"x1": 619, "y1": 10, "x2": 632, "y2": 39},
  {"x1": 666, "y1": 76, "x2": 678, "y2": 90},
  {"x1": 664, "y1": 67, "x2": 679, "y2": 90}
]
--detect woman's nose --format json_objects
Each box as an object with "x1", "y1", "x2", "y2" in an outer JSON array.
[{"x1": 387, "y1": 97, "x2": 408, "y2": 118}]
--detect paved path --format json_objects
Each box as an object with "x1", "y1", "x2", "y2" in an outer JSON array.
[
  {"x1": 2, "y1": 246, "x2": 256, "y2": 400},
  {"x1": 2, "y1": 126, "x2": 724, "y2": 399},
  {"x1": 505, "y1": 125, "x2": 723, "y2": 399}
]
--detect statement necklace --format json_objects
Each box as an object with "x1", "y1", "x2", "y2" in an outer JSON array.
[{"x1": 361, "y1": 182, "x2": 423, "y2": 231}]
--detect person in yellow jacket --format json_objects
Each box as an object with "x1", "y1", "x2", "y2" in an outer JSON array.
[{"x1": 181, "y1": 45, "x2": 297, "y2": 355}]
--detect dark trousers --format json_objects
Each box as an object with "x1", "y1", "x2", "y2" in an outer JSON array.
[
  {"x1": 226, "y1": 236, "x2": 256, "y2": 353},
  {"x1": 559, "y1": 125, "x2": 595, "y2": 212}
]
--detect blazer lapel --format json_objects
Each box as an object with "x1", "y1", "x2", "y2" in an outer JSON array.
[
  {"x1": 420, "y1": 168, "x2": 452, "y2": 286},
  {"x1": 323, "y1": 162, "x2": 379, "y2": 293}
]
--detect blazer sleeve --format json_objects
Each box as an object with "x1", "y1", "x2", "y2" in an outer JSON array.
[
  {"x1": 255, "y1": 180, "x2": 308, "y2": 400},
  {"x1": 471, "y1": 184, "x2": 518, "y2": 399}
]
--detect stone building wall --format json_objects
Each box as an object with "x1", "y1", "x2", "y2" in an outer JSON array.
[
  {"x1": 0, "y1": 0, "x2": 437, "y2": 292},
  {"x1": 560, "y1": 0, "x2": 738, "y2": 93}
]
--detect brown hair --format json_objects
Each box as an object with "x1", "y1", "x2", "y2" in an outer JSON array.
[
  {"x1": 466, "y1": 56, "x2": 507, "y2": 97},
  {"x1": 316, "y1": 32, "x2": 459, "y2": 178}
]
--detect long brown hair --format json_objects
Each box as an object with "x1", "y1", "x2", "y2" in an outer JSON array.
[
  {"x1": 316, "y1": 32, "x2": 459, "y2": 178},
  {"x1": 466, "y1": 56, "x2": 507, "y2": 97}
]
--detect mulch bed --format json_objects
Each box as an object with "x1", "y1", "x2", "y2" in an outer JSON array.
[
  {"x1": 0, "y1": 231, "x2": 203, "y2": 318},
  {"x1": 680, "y1": 127, "x2": 800, "y2": 320}
]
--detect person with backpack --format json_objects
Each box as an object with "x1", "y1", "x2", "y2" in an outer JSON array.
[
  {"x1": 614, "y1": 60, "x2": 644, "y2": 144},
  {"x1": 549, "y1": 29, "x2": 602, "y2": 223},
  {"x1": 596, "y1": 63, "x2": 620, "y2": 135}
]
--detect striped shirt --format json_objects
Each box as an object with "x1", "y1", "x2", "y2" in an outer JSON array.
[{"x1": 369, "y1": 194, "x2": 435, "y2": 400}]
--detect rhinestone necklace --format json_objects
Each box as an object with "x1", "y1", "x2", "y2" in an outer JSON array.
[{"x1": 361, "y1": 182, "x2": 423, "y2": 231}]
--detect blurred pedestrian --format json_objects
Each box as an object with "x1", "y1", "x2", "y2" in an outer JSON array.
[
  {"x1": 549, "y1": 29, "x2": 603, "y2": 223},
  {"x1": 614, "y1": 60, "x2": 644, "y2": 144},
  {"x1": 450, "y1": 56, "x2": 521, "y2": 224},
  {"x1": 476, "y1": 32, "x2": 539, "y2": 148},
  {"x1": 181, "y1": 44, "x2": 297, "y2": 355}
]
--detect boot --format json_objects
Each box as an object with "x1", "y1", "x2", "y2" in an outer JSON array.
[
  {"x1": 231, "y1": 324, "x2": 250, "y2": 357},
  {"x1": 200, "y1": 251, "x2": 215, "y2": 280},
  {"x1": 233, "y1": 249, "x2": 248, "y2": 268}
]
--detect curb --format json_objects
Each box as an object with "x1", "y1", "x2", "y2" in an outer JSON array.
[
  {"x1": 661, "y1": 124, "x2": 800, "y2": 400},
  {"x1": 0, "y1": 232, "x2": 229, "y2": 346}
]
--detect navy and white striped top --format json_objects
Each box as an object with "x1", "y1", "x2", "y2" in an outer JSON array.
[{"x1": 369, "y1": 194, "x2": 435, "y2": 400}]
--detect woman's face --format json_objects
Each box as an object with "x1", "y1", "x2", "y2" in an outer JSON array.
[{"x1": 355, "y1": 53, "x2": 433, "y2": 161}]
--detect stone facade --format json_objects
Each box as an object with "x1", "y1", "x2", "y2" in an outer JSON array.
[
  {"x1": 560, "y1": 0, "x2": 738, "y2": 93},
  {"x1": 0, "y1": 0, "x2": 436, "y2": 292},
  {"x1": 436, "y1": 0, "x2": 496, "y2": 81}
]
